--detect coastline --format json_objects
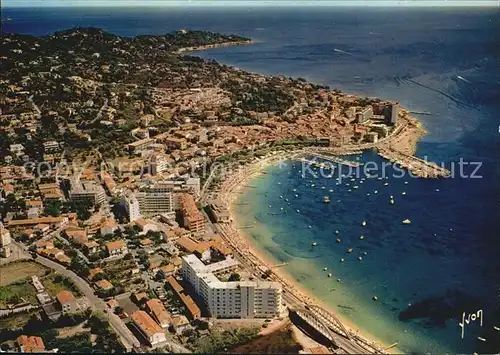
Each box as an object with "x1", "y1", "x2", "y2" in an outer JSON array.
[
  {"x1": 214, "y1": 151, "x2": 405, "y2": 354},
  {"x1": 176, "y1": 39, "x2": 253, "y2": 54}
]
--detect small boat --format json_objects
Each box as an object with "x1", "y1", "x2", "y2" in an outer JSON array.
[
  {"x1": 358, "y1": 256, "x2": 363, "y2": 261},
  {"x1": 324, "y1": 267, "x2": 328, "y2": 271},
  {"x1": 348, "y1": 189, "x2": 352, "y2": 192},
  {"x1": 360, "y1": 236, "x2": 364, "y2": 240},
  {"x1": 402, "y1": 219, "x2": 411, "y2": 225},
  {"x1": 312, "y1": 241, "x2": 318, "y2": 246},
  {"x1": 293, "y1": 189, "x2": 297, "y2": 192},
  {"x1": 353, "y1": 186, "x2": 359, "y2": 189},
  {"x1": 384, "y1": 182, "x2": 389, "y2": 186},
  {"x1": 404, "y1": 181, "x2": 409, "y2": 185},
  {"x1": 390, "y1": 199, "x2": 395, "y2": 205},
  {"x1": 322, "y1": 186, "x2": 326, "y2": 190},
  {"x1": 329, "y1": 189, "x2": 334, "y2": 192},
  {"x1": 308, "y1": 225, "x2": 312, "y2": 229},
  {"x1": 361, "y1": 220, "x2": 367, "y2": 226},
  {"x1": 296, "y1": 209, "x2": 300, "y2": 213},
  {"x1": 372, "y1": 296, "x2": 378, "y2": 301},
  {"x1": 280, "y1": 207, "x2": 284, "y2": 211},
  {"x1": 337, "y1": 278, "x2": 341, "y2": 282},
  {"x1": 277, "y1": 182, "x2": 281, "y2": 185},
  {"x1": 374, "y1": 190, "x2": 378, "y2": 194},
  {"x1": 268, "y1": 205, "x2": 272, "y2": 208},
  {"x1": 311, "y1": 184, "x2": 315, "y2": 187},
  {"x1": 323, "y1": 196, "x2": 331, "y2": 203},
  {"x1": 367, "y1": 193, "x2": 371, "y2": 196},
  {"x1": 335, "y1": 230, "x2": 339, "y2": 234},
  {"x1": 347, "y1": 248, "x2": 353, "y2": 253},
  {"x1": 350, "y1": 178, "x2": 355, "y2": 182},
  {"x1": 328, "y1": 273, "x2": 332, "y2": 278},
  {"x1": 363, "y1": 252, "x2": 368, "y2": 255},
  {"x1": 390, "y1": 195, "x2": 394, "y2": 199},
  {"x1": 435, "y1": 188, "x2": 440, "y2": 192},
  {"x1": 377, "y1": 177, "x2": 383, "y2": 181},
  {"x1": 336, "y1": 238, "x2": 341, "y2": 243},
  {"x1": 340, "y1": 258, "x2": 345, "y2": 262},
  {"x1": 402, "y1": 192, "x2": 406, "y2": 195},
  {"x1": 295, "y1": 194, "x2": 299, "y2": 198},
  {"x1": 279, "y1": 195, "x2": 283, "y2": 199}
]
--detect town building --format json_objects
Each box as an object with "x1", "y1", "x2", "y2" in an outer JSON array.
[
  {"x1": 100, "y1": 219, "x2": 118, "y2": 236},
  {"x1": 106, "y1": 240, "x2": 128, "y2": 257},
  {"x1": 149, "y1": 154, "x2": 171, "y2": 175},
  {"x1": 207, "y1": 199, "x2": 231, "y2": 223},
  {"x1": 355, "y1": 106, "x2": 374, "y2": 123},
  {"x1": 179, "y1": 194, "x2": 205, "y2": 236},
  {"x1": 56, "y1": 290, "x2": 77, "y2": 315},
  {"x1": 69, "y1": 179, "x2": 106, "y2": 206},
  {"x1": 42, "y1": 141, "x2": 60, "y2": 153},
  {"x1": 145, "y1": 299, "x2": 172, "y2": 329},
  {"x1": 131, "y1": 310, "x2": 167, "y2": 346},
  {"x1": 166, "y1": 276, "x2": 201, "y2": 320},
  {"x1": 127, "y1": 138, "x2": 154, "y2": 154},
  {"x1": 0, "y1": 226, "x2": 12, "y2": 258},
  {"x1": 16, "y1": 335, "x2": 46, "y2": 353},
  {"x1": 181, "y1": 254, "x2": 283, "y2": 319}
]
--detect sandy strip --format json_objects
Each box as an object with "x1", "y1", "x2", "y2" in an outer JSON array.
[{"x1": 214, "y1": 152, "x2": 402, "y2": 354}]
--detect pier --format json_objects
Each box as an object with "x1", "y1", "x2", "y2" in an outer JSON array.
[
  {"x1": 297, "y1": 152, "x2": 362, "y2": 168},
  {"x1": 377, "y1": 147, "x2": 451, "y2": 178}
]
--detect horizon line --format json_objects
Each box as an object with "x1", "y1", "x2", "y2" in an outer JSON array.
[{"x1": 3, "y1": 0, "x2": 500, "y2": 8}]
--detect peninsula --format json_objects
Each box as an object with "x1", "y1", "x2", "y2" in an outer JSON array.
[{"x1": 0, "y1": 28, "x2": 446, "y2": 353}]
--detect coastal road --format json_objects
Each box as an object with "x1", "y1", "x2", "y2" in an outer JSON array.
[{"x1": 35, "y1": 255, "x2": 141, "y2": 351}]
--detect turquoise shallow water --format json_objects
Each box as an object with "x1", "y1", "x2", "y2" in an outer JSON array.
[{"x1": 234, "y1": 151, "x2": 498, "y2": 354}]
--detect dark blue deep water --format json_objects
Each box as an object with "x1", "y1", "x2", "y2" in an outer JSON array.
[{"x1": 3, "y1": 6, "x2": 500, "y2": 353}]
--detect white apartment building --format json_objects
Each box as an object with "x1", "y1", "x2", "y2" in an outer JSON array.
[
  {"x1": 69, "y1": 179, "x2": 106, "y2": 206},
  {"x1": 181, "y1": 254, "x2": 283, "y2": 319},
  {"x1": 123, "y1": 195, "x2": 141, "y2": 222},
  {"x1": 0, "y1": 227, "x2": 12, "y2": 258}
]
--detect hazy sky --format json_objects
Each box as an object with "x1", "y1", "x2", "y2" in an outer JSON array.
[{"x1": 3, "y1": 0, "x2": 499, "y2": 7}]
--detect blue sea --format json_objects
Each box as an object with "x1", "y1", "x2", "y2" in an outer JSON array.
[{"x1": 4, "y1": 6, "x2": 500, "y2": 354}]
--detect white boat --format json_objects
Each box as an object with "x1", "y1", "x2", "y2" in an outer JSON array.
[
  {"x1": 335, "y1": 230, "x2": 339, "y2": 234},
  {"x1": 353, "y1": 186, "x2": 359, "y2": 189},
  {"x1": 361, "y1": 220, "x2": 367, "y2": 226},
  {"x1": 324, "y1": 267, "x2": 328, "y2": 271},
  {"x1": 295, "y1": 194, "x2": 299, "y2": 197},
  {"x1": 297, "y1": 209, "x2": 300, "y2": 213},
  {"x1": 402, "y1": 219, "x2": 411, "y2": 225},
  {"x1": 367, "y1": 193, "x2": 371, "y2": 196},
  {"x1": 374, "y1": 190, "x2": 378, "y2": 194},
  {"x1": 404, "y1": 181, "x2": 409, "y2": 185},
  {"x1": 312, "y1": 241, "x2": 318, "y2": 246},
  {"x1": 323, "y1": 196, "x2": 331, "y2": 203},
  {"x1": 358, "y1": 256, "x2": 363, "y2": 261},
  {"x1": 340, "y1": 258, "x2": 345, "y2": 262},
  {"x1": 390, "y1": 195, "x2": 394, "y2": 199},
  {"x1": 347, "y1": 248, "x2": 353, "y2": 253},
  {"x1": 311, "y1": 184, "x2": 315, "y2": 187},
  {"x1": 360, "y1": 236, "x2": 364, "y2": 240},
  {"x1": 328, "y1": 273, "x2": 332, "y2": 277},
  {"x1": 336, "y1": 238, "x2": 341, "y2": 243},
  {"x1": 384, "y1": 182, "x2": 389, "y2": 186},
  {"x1": 402, "y1": 192, "x2": 406, "y2": 195},
  {"x1": 308, "y1": 225, "x2": 312, "y2": 228},
  {"x1": 329, "y1": 189, "x2": 334, "y2": 192},
  {"x1": 390, "y1": 199, "x2": 395, "y2": 205}
]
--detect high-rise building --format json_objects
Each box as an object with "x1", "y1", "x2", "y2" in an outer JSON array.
[
  {"x1": 0, "y1": 226, "x2": 12, "y2": 258},
  {"x1": 179, "y1": 194, "x2": 205, "y2": 236},
  {"x1": 355, "y1": 106, "x2": 374, "y2": 123},
  {"x1": 181, "y1": 254, "x2": 284, "y2": 319},
  {"x1": 384, "y1": 103, "x2": 399, "y2": 125},
  {"x1": 123, "y1": 195, "x2": 141, "y2": 222}
]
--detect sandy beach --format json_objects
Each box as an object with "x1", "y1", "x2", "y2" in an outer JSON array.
[{"x1": 213, "y1": 151, "x2": 404, "y2": 354}]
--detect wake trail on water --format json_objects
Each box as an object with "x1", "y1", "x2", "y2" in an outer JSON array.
[{"x1": 403, "y1": 78, "x2": 476, "y2": 110}]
